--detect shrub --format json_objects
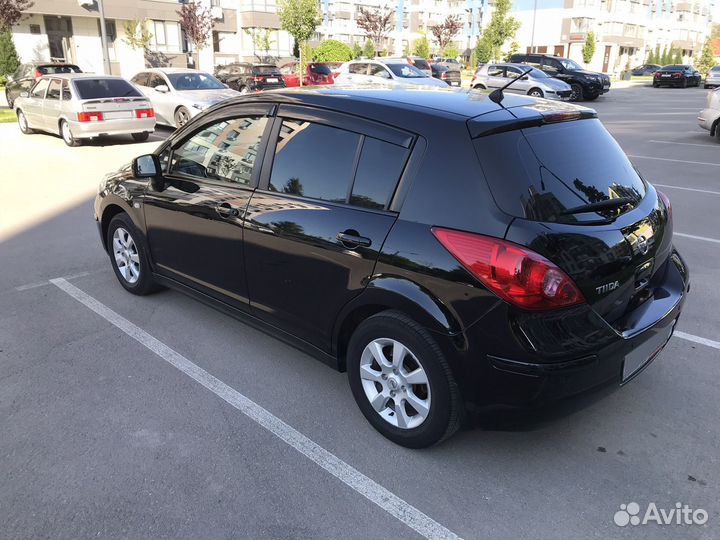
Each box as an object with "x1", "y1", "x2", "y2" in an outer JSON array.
[{"x1": 313, "y1": 39, "x2": 353, "y2": 62}]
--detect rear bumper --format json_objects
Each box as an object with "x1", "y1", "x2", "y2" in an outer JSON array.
[
  {"x1": 654, "y1": 78, "x2": 688, "y2": 86},
  {"x1": 70, "y1": 117, "x2": 156, "y2": 139},
  {"x1": 705, "y1": 78, "x2": 720, "y2": 87},
  {"x1": 443, "y1": 249, "x2": 689, "y2": 413},
  {"x1": 698, "y1": 108, "x2": 719, "y2": 132}
]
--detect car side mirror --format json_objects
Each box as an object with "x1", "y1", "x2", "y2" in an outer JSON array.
[
  {"x1": 155, "y1": 84, "x2": 169, "y2": 93},
  {"x1": 19, "y1": 91, "x2": 29, "y2": 98},
  {"x1": 132, "y1": 154, "x2": 161, "y2": 178}
]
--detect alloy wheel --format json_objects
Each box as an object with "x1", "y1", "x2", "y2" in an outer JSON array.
[
  {"x1": 359, "y1": 338, "x2": 431, "y2": 430},
  {"x1": 17, "y1": 111, "x2": 28, "y2": 133},
  {"x1": 175, "y1": 107, "x2": 190, "y2": 128},
  {"x1": 112, "y1": 227, "x2": 141, "y2": 284},
  {"x1": 61, "y1": 121, "x2": 74, "y2": 145}
]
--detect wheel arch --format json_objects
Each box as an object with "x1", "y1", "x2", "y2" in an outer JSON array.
[
  {"x1": 332, "y1": 275, "x2": 463, "y2": 371},
  {"x1": 100, "y1": 203, "x2": 132, "y2": 252}
]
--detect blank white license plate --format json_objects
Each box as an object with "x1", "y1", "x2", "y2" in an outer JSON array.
[
  {"x1": 603, "y1": 84, "x2": 610, "y2": 89},
  {"x1": 622, "y1": 319, "x2": 676, "y2": 381},
  {"x1": 103, "y1": 111, "x2": 133, "y2": 120},
  {"x1": 661, "y1": 74, "x2": 671, "y2": 77},
  {"x1": 266, "y1": 78, "x2": 278, "y2": 83}
]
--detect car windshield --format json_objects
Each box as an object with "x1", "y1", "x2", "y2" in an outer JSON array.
[
  {"x1": 166, "y1": 72, "x2": 225, "y2": 90},
  {"x1": 527, "y1": 67, "x2": 549, "y2": 78},
  {"x1": 661, "y1": 65, "x2": 685, "y2": 71},
  {"x1": 711, "y1": 66, "x2": 720, "y2": 72},
  {"x1": 73, "y1": 78, "x2": 142, "y2": 99},
  {"x1": 559, "y1": 58, "x2": 582, "y2": 70},
  {"x1": 253, "y1": 65, "x2": 279, "y2": 74},
  {"x1": 309, "y1": 64, "x2": 333, "y2": 75},
  {"x1": 387, "y1": 64, "x2": 427, "y2": 78},
  {"x1": 39, "y1": 65, "x2": 81, "y2": 74}
]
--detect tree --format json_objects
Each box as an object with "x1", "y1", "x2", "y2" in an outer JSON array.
[
  {"x1": 177, "y1": 1, "x2": 214, "y2": 68},
  {"x1": 503, "y1": 40, "x2": 519, "y2": 61},
  {"x1": 277, "y1": 0, "x2": 321, "y2": 58},
  {"x1": 474, "y1": 37, "x2": 493, "y2": 63},
  {"x1": 403, "y1": 42, "x2": 411, "y2": 57},
  {"x1": 0, "y1": 0, "x2": 33, "y2": 31},
  {"x1": 0, "y1": 30, "x2": 19, "y2": 77},
  {"x1": 123, "y1": 19, "x2": 153, "y2": 51},
  {"x1": 363, "y1": 39, "x2": 375, "y2": 59},
  {"x1": 356, "y1": 5, "x2": 393, "y2": 48},
  {"x1": 646, "y1": 48, "x2": 655, "y2": 64},
  {"x1": 413, "y1": 33, "x2": 430, "y2": 59},
  {"x1": 314, "y1": 39, "x2": 353, "y2": 62},
  {"x1": 352, "y1": 41, "x2": 363, "y2": 59},
  {"x1": 429, "y1": 15, "x2": 462, "y2": 52},
  {"x1": 672, "y1": 48, "x2": 682, "y2": 64},
  {"x1": 245, "y1": 28, "x2": 274, "y2": 61},
  {"x1": 581, "y1": 31, "x2": 596, "y2": 64},
  {"x1": 478, "y1": 0, "x2": 520, "y2": 61},
  {"x1": 696, "y1": 38, "x2": 716, "y2": 74},
  {"x1": 443, "y1": 42, "x2": 459, "y2": 60},
  {"x1": 660, "y1": 45, "x2": 669, "y2": 65},
  {"x1": 654, "y1": 44, "x2": 661, "y2": 65}
]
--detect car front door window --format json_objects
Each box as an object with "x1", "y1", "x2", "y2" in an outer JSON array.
[{"x1": 30, "y1": 78, "x2": 49, "y2": 98}]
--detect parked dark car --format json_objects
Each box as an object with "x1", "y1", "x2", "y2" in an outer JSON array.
[
  {"x1": 94, "y1": 87, "x2": 688, "y2": 448},
  {"x1": 214, "y1": 63, "x2": 285, "y2": 93},
  {"x1": 430, "y1": 63, "x2": 461, "y2": 86},
  {"x1": 5, "y1": 62, "x2": 82, "y2": 108},
  {"x1": 509, "y1": 53, "x2": 610, "y2": 101},
  {"x1": 631, "y1": 64, "x2": 661, "y2": 76},
  {"x1": 653, "y1": 65, "x2": 701, "y2": 88}
]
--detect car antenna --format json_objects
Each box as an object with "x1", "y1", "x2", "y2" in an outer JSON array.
[{"x1": 489, "y1": 67, "x2": 534, "y2": 104}]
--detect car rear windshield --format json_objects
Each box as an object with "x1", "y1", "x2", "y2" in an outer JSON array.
[
  {"x1": 660, "y1": 65, "x2": 686, "y2": 71},
  {"x1": 39, "y1": 65, "x2": 81, "y2": 74},
  {"x1": 474, "y1": 118, "x2": 646, "y2": 224},
  {"x1": 309, "y1": 64, "x2": 332, "y2": 75},
  {"x1": 73, "y1": 78, "x2": 142, "y2": 99},
  {"x1": 253, "y1": 65, "x2": 279, "y2": 74},
  {"x1": 412, "y1": 59, "x2": 430, "y2": 70}
]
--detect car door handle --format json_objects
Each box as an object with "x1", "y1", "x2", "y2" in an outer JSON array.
[
  {"x1": 216, "y1": 202, "x2": 239, "y2": 218},
  {"x1": 336, "y1": 231, "x2": 371, "y2": 248}
]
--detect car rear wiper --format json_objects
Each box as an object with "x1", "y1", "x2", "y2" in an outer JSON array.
[{"x1": 561, "y1": 197, "x2": 635, "y2": 216}]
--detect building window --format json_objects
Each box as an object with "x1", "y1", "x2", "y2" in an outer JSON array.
[
  {"x1": 29, "y1": 24, "x2": 40, "y2": 34},
  {"x1": 151, "y1": 20, "x2": 181, "y2": 53}
]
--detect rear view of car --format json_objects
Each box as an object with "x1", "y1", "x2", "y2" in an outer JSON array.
[
  {"x1": 653, "y1": 65, "x2": 701, "y2": 87},
  {"x1": 305, "y1": 63, "x2": 336, "y2": 85},
  {"x1": 431, "y1": 64, "x2": 461, "y2": 87},
  {"x1": 698, "y1": 86, "x2": 720, "y2": 140},
  {"x1": 14, "y1": 74, "x2": 155, "y2": 146},
  {"x1": 703, "y1": 66, "x2": 720, "y2": 89},
  {"x1": 5, "y1": 63, "x2": 82, "y2": 108}
]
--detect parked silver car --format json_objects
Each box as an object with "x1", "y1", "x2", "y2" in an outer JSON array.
[
  {"x1": 704, "y1": 65, "x2": 720, "y2": 89},
  {"x1": 471, "y1": 63, "x2": 572, "y2": 100},
  {"x1": 334, "y1": 59, "x2": 448, "y2": 88},
  {"x1": 130, "y1": 68, "x2": 239, "y2": 128},
  {"x1": 13, "y1": 73, "x2": 156, "y2": 146},
  {"x1": 698, "y1": 86, "x2": 720, "y2": 141}
]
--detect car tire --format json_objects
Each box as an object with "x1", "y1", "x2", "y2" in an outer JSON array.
[
  {"x1": 106, "y1": 213, "x2": 160, "y2": 296},
  {"x1": 653, "y1": 82, "x2": 659, "y2": 88},
  {"x1": 585, "y1": 93, "x2": 599, "y2": 101},
  {"x1": 132, "y1": 132, "x2": 150, "y2": 142},
  {"x1": 6, "y1": 90, "x2": 13, "y2": 109},
  {"x1": 174, "y1": 106, "x2": 191, "y2": 129},
  {"x1": 346, "y1": 310, "x2": 462, "y2": 448},
  {"x1": 569, "y1": 83, "x2": 584, "y2": 101},
  {"x1": 527, "y1": 88, "x2": 544, "y2": 98},
  {"x1": 681, "y1": 78, "x2": 688, "y2": 88},
  {"x1": 60, "y1": 119, "x2": 80, "y2": 147},
  {"x1": 17, "y1": 110, "x2": 34, "y2": 134},
  {"x1": 704, "y1": 84, "x2": 710, "y2": 89}
]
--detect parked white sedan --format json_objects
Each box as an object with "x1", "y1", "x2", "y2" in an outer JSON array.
[
  {"x1": 130, "y1": 68, "x2": 239, "y2": 128},
  {"x1": 334, "y1": 60, "x2": 448, "y2": 89}
]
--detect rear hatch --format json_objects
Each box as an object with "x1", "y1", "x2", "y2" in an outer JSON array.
[
  {"x1": 74, "y1": 78, "x2": 152, "y2": 120},
  {"x1": 471, "y1": 109, "x2": 673, "y2": 326},
  {"x1": 252, "y1": 65, "x2": 285, "y2": 89}
]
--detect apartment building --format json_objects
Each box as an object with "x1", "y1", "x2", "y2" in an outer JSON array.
[{"x1": 512, "y1": 0, "x2": 714, "y2": 74}]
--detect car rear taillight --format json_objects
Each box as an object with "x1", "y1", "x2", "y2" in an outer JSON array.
[
  {"x1": 654, "y1": 72, "x2": 661, "y2": 78},
  {"x1": 673, "y1": 73, "x2": 682, "y2": 78},
  {"x1": 657, "y1": 190, "x2": 672, "y2": 220},
  {"x1": 34, "y1": 69, "x2": 43, "y2": 80},
  {"x1": 135, "y1": 108, "x2": 155, "y2": 118},
  {"x1": 77, "y1": 111, "x2": 104, "y2": 122},
  {"x1": 440, "y1": 72, "x2": 448, "y2": 79},
  {"x1": 432, "y1": 228, "x2": 585, "y2": 310}
]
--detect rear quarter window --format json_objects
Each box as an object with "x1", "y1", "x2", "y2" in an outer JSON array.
[
  {"x1": 474, "y1": 119, "x2": 646, "y2": 223},
  {"x1": 74, "y1": 78, "x2": 142, "y2": 99}
]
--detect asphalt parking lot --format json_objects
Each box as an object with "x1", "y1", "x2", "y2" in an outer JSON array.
[{"x1": 1, "y1": 85, "x2": 719, "y2": 539}]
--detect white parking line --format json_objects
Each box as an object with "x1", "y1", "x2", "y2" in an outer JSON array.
[
  {"x1": 649, "y1": 140, "x2": 718, "y2": 148},
  {"x1": 674, "y1": 331, "x2": 720, "y2": 350},
  {"x1": 14, "y1": 271, "x2": 91, "y2": 291},
  {"x1": 654, "y1": 184, "x2": 720, "y2": 196},
  {"x1": 627, "y1": 155, "x2": 720, "y2": 167},
  {"x1": 674, "y1": 232, "x2": 720, "y2": 244},
  {"x1": 49, "y1": 278, "x2": 461, "y2": 540}
]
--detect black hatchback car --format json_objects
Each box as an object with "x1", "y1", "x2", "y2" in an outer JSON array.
[
  {"x1": 509, "y1": 53, "x2": 610, "y2": 101},
  {"x1": 214, "y1": 63, "x2": 285, "y2": 93},
  {"x1": 653, "y1": 64, "x2": 701, "y2": 88},
  {"x1": 5, "y1": 62, "x2": 81, "y2": 108},
  {"x1": 95, "y1": 88, "x2": 688, "y2": 448}
]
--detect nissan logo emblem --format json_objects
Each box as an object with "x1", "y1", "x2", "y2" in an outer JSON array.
[{"x1": 637, "y1": 235, "x2": 649, "y2": 255}]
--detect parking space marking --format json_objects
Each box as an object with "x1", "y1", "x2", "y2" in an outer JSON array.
[
  {"x1": 49, "y1": 278, "x2": 462, "y2": 540},
  {"x1": 627, "y1": 155, "x2": 720, "y2": 167},
  {"x1": 14, "y1": 271, "x2": 92, "y2": 291},
  {"x1": 674, "y1": 331, "x2": 720, "y2": 350},
  {"x1": 649, "y1": 140, "x2": 719, "y2": 148},
  {"x1": 654, "y1": 184, "x2": 720, "y2": 196},
  {"x1": 674, "y1": 232, "x2": 720, "y2": 244}
]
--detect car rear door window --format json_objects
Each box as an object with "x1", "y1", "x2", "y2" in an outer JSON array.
[
  {"x1": 268, "y1": 119, "x2": 361, "y2": 203},
  {"x1": 350, "y1": 137, "x2": 409, "y2": 210},
  {"x1": 488, "y1": 65, "x2": 505, "y2": 77},
  {"x1": 61, "y1": 80, "x2": 71, "y2": 100},
  {"x1": 349, "y1": 63, "x2": 368, "y2": 75},
  {"x1": 74, "y1": 78, "x2": 142, "y2": 99},
  {"x1": 170, "y1": 116, "x2": 269, "y2": 185},
  {"x1": 131, "y1": 73, "x2": 149, "y2": 86},
  {"x1": 46, "y1": 79, "x2": 62, "y2": 100},
  {"x1": 31, "y1": 78, "x2": 50, "y2": 98},
  {"x1": 369, "y1": 64, "x2": 391, "y2": 79}
]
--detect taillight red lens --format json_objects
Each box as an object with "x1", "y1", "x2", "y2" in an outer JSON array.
[
  {"x1": 657, "y1": 190, "x2": 672, "y2": 220},
  {"x1": 441, "y1": 72, "x2": 448, "y2": 79},
  {"x1": 432, "y1": 228, "x2": 585, "y2": 310},
  {"x1": 77, "y1": 111, "x2": 104, "y2": 122},
  {"x1": 135, "y1": 108, "x2": 155, "y2": 118},
  {"x1": 34, "y1": 69, "x2": 42, "y2": 79}
]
